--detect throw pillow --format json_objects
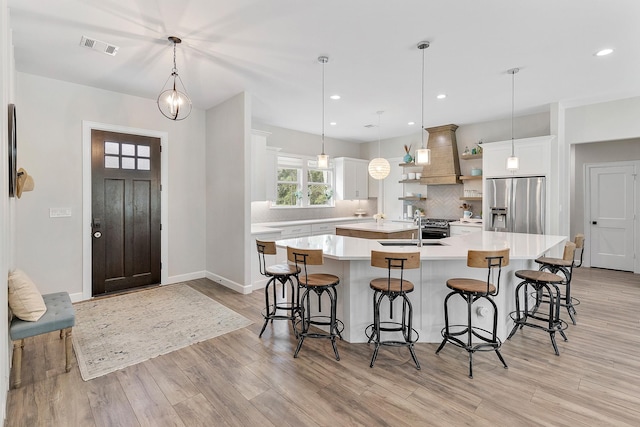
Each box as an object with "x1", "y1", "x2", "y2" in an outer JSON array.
[{"x1": 8, "y1": 269, "x2": 47, "y2": 322}]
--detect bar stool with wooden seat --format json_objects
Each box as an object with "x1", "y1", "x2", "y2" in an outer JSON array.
[
  {"x1": 534, "y1": 234, "x2": 584, "y2": 324},
  {"x1": 508, "y1": 271, "x2": 568, "y2": 355},
  {"x1": 435, "y1": 249, "x2": 510, "y2": 378},
  {"x1": 256, "y1": 240, "x2": 301, "y2": 338},
  {"x1": 287, "y1": 246, "x2": 343, "y2": 361},
  {"x1": 366, "y1": 250, "x2": 421, "y2": 370},
  {"x1": 507, "y1": 242, "x2": 576, "y2": 355}
]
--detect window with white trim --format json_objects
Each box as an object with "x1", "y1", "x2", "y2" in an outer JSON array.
[{"x1": 273, "y1": 155, "x2": 334, "y2": 207}]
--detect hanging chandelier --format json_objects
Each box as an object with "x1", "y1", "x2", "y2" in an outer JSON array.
[
  {"x1": 414, "y1": 41, "x2": 431, "y2": 166},
  {"x1": 317, "y1": 56, "x2": 329, "y2": 168},
  {"x1": 157, "y1": 36, "x2": 192, "y2": 121},
  {"x1": 506, "y1": 68, "x2": 520, "y2": 171},
  {"x1": 368, "y1": 111, "x2": 390, "y2": 179}
]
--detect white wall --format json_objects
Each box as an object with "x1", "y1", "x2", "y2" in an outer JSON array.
[
  {"x1": 253, "y1": 122, "x2": 364, "y2": 158},
  {"x1": 15, "y1": 73, "x2": 207, "y2": 296},
  {"x1": 1, "y1": 0, "x2": 13, "y2": 418},
  {"x1": 566, "y1": 96, "x2": 640, "y2": 144},
  {"x1": 206, "y1": 92, "x2": 251, "y2": 293}
]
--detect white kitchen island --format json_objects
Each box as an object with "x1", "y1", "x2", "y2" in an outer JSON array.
[{"x1": 275, "y1": 231, "x2": 566, "y2": 343}]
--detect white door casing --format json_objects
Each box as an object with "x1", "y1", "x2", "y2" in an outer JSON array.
[{"x1": 586, "y1": 162, "x2": 636, "y2": 272}]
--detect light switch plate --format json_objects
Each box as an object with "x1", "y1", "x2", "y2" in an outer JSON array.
[{"x1": 50, "y1": 208, "x2": 72, "y2": 218}]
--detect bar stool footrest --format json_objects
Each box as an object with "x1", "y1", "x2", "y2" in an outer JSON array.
[
  {"x1": 294, "y1": 316, "x2": 344, "y2": 338},
  {"x1": 261, "y1": 302, "x2": 299, "y2": 321},
  {"x1": 365, "y1": 322, "x2": 420, "y2": 344},
  {"x1": 440, "y1": 325, "x2": 503, "y2": 352},
  {"x1": 509, "y1": 311, "x2": 569, "y2": 334}
]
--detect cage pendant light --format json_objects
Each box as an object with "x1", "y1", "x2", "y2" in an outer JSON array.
[
  {"x1": 317, "y1": 56, "x2": 329, "y2": 168},
  {"x1": 157, "y1": 36, "x2": 192, "y2": 121},
  {"x1": 506, "y1": 68, "x2": 520, "y2": 171},
  {"x1": 414, "y1": 41, "x2": 431, "y2": 166},
  {"x1": 368, "y1": 111, "x2": 391, "y2": 179}
]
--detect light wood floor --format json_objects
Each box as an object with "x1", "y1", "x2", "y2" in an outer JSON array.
[{"x1": 5, "y1": 267, "x2": 640, "y2": 426}]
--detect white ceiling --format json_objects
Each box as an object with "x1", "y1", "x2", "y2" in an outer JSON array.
[{"x1": 8, "y1": 0, "x2": 640, "y2": 142}]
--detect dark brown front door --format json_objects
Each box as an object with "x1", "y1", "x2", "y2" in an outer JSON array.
[{"x1": 91, "y1": 130, "x2": 161, "y2": 296}]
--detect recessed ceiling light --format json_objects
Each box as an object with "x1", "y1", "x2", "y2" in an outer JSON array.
[
  {"x1": 595, "y1": 48, "x2": 613, "y2": 57},
  {"x1": 437, "y1": 94, "x2": 447, "y2": 99},
  {"x1": 330, "y1": 95, "x2": 341, "y2": 100},
  {"x1": 408, "y1": 121, "x2": 415, "y2": 126},
  {"x1": 330, "y1": 122, "x2": 337, "y2": 126}
]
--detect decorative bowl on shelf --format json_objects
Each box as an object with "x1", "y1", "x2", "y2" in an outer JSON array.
[{"x1": 471, "y1": 168, "x2": 482, "y2": 176}]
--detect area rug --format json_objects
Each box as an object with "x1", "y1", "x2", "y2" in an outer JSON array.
[{"x1": 72, "y1": 284, "x2": 252, "y2": 381}]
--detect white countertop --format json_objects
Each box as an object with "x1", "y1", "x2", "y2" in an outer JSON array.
[
  {"x1": 276, "y1": 231, "x2": 566, "y2": 261},
  {"x1": 251, "y1": 216, "x2": 369, "y2": 235},
  {"x1": 334, "y1": 221, "x2": 419, "y2": 233}
]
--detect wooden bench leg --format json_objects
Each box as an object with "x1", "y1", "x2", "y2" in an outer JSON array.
[
  {"x1": 12, "y1": 339, "x2": 24, "y2": 389},
  {"x1": 63, "y1": 328, "x2": 73, "y2": 373}
]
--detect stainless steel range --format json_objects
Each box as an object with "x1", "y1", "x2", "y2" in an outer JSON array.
[{"x1": 421, "y1": 218, "x2": 456, "y2": 239}]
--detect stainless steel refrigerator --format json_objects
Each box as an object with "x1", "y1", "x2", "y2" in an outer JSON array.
[{"x1": 486, "y1": 176, "x2": 546, "y2": 234}]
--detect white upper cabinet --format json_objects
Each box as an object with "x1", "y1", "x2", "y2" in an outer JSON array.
[
  {"x1": 251, "y1": 130, "x2": 277, "y2": 201},
  {"x1": 335, "y1": 157, "x2": 369, "y2": 200},
  {"x1": 482, "y1": 135, "x2": 555, "y2": 178}
]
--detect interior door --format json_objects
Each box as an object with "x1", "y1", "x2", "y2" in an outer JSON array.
[
  {"x1": 589, "y1": 164, "x2": 635, "y2": 271},
  {"x1": 91, "y1": 130, "x2": 161, "y2": 295}
]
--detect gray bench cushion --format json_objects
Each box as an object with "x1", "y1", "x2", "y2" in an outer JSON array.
[{"x1": 9, "y1": 292, "x2": 75, "y2": 340}]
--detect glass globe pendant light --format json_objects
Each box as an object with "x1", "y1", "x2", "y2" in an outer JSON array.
[
  {"x1": 506, "y1": 68, "x2": 520, "y2": 171},
  {"x1": 317, "y1": 56, "x2": 329, "y2": 168},
  {"x1": 368, "y1": 111, "x2": 391, "y2": 180},
  {"x1": 414, "y1": 41, "x2": 431, "y2": 166},
  {"x1": 157, "y1": 36, "x2": 192, "y2": 121}
]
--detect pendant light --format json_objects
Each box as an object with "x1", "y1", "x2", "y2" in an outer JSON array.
[
  {"x1": 414, "y1": 41, "x2": 431, "y2": 165},
  {"x1": 506, "y1": 68, "x2": 520, "y2": 171},
  {"x1": 157, "y1": 36, "x2": 192, "y2": 121},
  {"x1": 368, "y1": 111, "x2": 391, "y2": 179},
  {"x1": 317, "y1": 56, "x2": 329, "y2": 168}
]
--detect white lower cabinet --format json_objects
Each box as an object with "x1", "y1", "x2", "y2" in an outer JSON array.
[
  {"x1": 311, "y1": 223, "x2": 336, "y2": 235},
  {"x1": 279, "y1": 224, "x2": 312, "y2": 239},
  {"x1": 450, "y1": 224, "x2": 482, "y2": 236}
]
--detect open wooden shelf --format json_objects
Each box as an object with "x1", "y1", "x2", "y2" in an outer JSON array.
[
  {"x1": 398, "y1": 179, "x2": 421, "y2": 184},
  {"x1": 460, "y1": 153, "x2": 482, "y2": 160},
  {"x1": 460, "y1": 175, "x2": 482, "y2": 181},
  {"x1": 459, "y1": 197, "x2": 482, "y2": 201},
  {"x1": 399, "y1": 162, "x2": 422, "y2": 167}
]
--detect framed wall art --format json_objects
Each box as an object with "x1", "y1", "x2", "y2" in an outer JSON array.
[{"x1": 8, "y1": 103, "x2": 17, "y2": 197}]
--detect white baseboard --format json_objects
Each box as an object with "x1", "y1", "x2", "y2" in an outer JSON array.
[
  {"x1": 166, "y1": 271, "x2": 206, "y2": 285},
  {"x1": 69, "y1": 292, "x2": 85, "y2": 303},
  {"x1": 205, "y1": 271, "x2": 252, "y2": 294},
  {"x1": 70, "y1": 271, "x2": 247, "y2": 302}
]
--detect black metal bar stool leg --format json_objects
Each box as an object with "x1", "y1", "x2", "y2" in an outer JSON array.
[{"x1": 258, "y1": 277, "x2": 276, "y2": 338}]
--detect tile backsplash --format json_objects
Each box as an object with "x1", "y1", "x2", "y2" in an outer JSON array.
[
  {"x1": 421, "y1": 185, "x2": 466, "y2": 219},
  {"x1": 251, "y1": 199, "x2": 377, "y2": 223}
]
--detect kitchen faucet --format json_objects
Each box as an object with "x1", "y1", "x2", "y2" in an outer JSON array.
[{"x1": 413, "y1": 210, "x2": 423, "y2": 247}]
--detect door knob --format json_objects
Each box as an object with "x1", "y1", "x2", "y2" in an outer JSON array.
[
  {"x1": 592, "y1": 221, "x2": 597, "y2": 225},
  {"x1": 93, "y1": 231, "x2": 102, "y2": 238}
]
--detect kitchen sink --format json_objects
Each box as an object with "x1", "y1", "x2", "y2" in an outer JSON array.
[{"x1": 378, "y1": 240, "x2": 443, "y2": 247}]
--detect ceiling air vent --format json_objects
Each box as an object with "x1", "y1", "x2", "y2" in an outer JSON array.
[{"x1": 79, "y1": 36, "x2": 119, "y2": 56}]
